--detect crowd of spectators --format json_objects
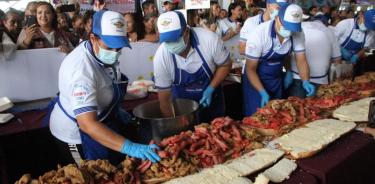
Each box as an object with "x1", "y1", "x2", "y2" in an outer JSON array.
[{"x1": 0, "y1": 0, "x2": 368, "y2": 58}]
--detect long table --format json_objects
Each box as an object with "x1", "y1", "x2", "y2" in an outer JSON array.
[{"x1": 1, "y1": 81, "x2": 375, "y2": 183}]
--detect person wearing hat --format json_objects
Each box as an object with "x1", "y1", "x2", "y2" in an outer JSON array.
[
  {"x1": 239, "y1": 0, "x2": 288, "y2": 55},
  {"x1": 162, "y1": 0, "x2": 177, "y2": 12},
  {"x1": 243, "y1": 4, "x2": 314, "y2": 116},
  {"x1": 49, "y1": 10, "x2": 160, "y2": 165},
  {"x1": 287, "y1": 12, "x2": 342, "y2": 98},
  {"x1": 334, "y1": 9, "x2": 374, "y2": 65},
  {"x1": 154, "y1": 11, "x2": 232, "y2": 122}
]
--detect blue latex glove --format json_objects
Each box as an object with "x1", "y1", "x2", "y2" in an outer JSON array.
[
  {"x1": 350, "y1": 54, "x2": 359, "y2": 64},
  {"x1": 302, "y1": 80, "x2": 316, "y2": 97},
  {"x1": 283, "y1": 71, "x2": 293, "y2": 89},
  {"x1": 259, "y1": 89, "x2": 270, "y2": 108},
  {"x1": 340, "y1": 47, "x2": 353, "y2": 61},
  {"x1": 199, "y1": 86, "x2": 215, "y2": 107},
  {"x1": 121, "y1": 139, "x2": 161, "y2": 163}
]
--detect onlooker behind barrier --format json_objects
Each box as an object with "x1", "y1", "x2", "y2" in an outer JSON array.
[
  {"x1": 219, "y1": 9, "x2": 228, "y2": 19},
  {"x1": 17, "y1": 2, "x2": 73, "y2": 53},
  {"x1": 1, "y1": 10, "x2": 18, "y2": 60},
  {"x1": 162, "y1": 0, "x2": 177, "y2": 12},
  {"x1": 82, "y1": 10, "x2": 95, "y2": 41},
  {"x1": 24, "y1": 1, "x2": 38, "y2": 25},
  {"x1": 2, "y1": 10, "x2": 21, "y2": 44},
  {"x1": 220, "y1": 2, "x2": 243, "y2": 41},
  {"x1": 124, "y1": 13, "x2": 141, "y2": 42},
  {"x1": 141, "y1": 0, "x2": 158, "y2": 16},
  {"x1": 138, "y1": 12, "x2": 159, "y2": 42},
  {"x1": 57, "y1": 13, "x2": 70, "y2": 32},
  {"x1": 70, "y1": 14, "x2": 84, "y2": 46}
]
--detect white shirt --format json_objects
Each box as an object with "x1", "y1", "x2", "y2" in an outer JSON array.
[
  {"x1": 291, "y1": 21, "x2": 341, "y2": 84},
  {"x1": 218, "y1": 18, "x2": 237, "y2": 36},
  {"x1": 49, "y1": 41, "x2": 121, "y2": 144},
  {"x1": 41, "y1": 30, "x2": 55, "y2": 46},
  {"x1": 240, "y1": 14, "x2": 264, "y2": 43},
  {"x1": 153, "y1": 27, "x2": 230, "y2": 90},
  {"x1": 245, "y1": 20, "x2": 305, "y2": 61},
  {"x1": 334, "y1": 18, "x2": 374, "y2": 49}
]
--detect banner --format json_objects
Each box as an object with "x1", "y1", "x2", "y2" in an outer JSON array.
[
  {"x1": 119, "y1": 41, "x2": 160, "y2": 82},
  {"x1": 0, "y1": 37, "x2": 241, "y2": 102},
  {"x1": 79, "y1": 0, "x2": 136, "y2": 13},
  {"x1": 185, "y1": 0, "x2": 210, "y2": 9},
  {"x1": 0, "y1": 48, "x2": 65, "y2": 102}
]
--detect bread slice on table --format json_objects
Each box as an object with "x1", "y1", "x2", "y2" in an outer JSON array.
[{"x1": 262, "y1": 158, "x2": 297, "y2": 183}]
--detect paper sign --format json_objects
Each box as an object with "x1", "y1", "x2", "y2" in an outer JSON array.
[{"x1": 185, "y1": 0, "x2": 210, "y2": 9}]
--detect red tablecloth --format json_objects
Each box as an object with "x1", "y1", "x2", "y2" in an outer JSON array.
[{"x1": 297, "y1": 130, "x2": 375, "y2": 184}]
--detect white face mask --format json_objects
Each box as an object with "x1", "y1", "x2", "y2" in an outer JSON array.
[
  {"x1": 164, "y1": 37, "x2": 187, "y2": 55},
  {"x1": 96, "y1": 45, "x2": 121, "y2": 65},
  {"x1": 270, "y1": 9, "x2": 279, "y2": 20},
  {"x1": 278, "y1": 25, "x2": 292, "y2": 38},
  {"x1": 359, "y1": 23, "x2": 367, "y2": 32}
]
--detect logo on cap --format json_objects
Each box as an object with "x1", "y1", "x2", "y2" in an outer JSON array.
[
  {"x1": 291, "y1": 11, "x2": 301, "y2": 20},
  {"x1": 160, "y1": 18, "x2": 172, "y2": 27},
  {"x1": 111, "y1": 18, "x2": 125, "y2": 32}
]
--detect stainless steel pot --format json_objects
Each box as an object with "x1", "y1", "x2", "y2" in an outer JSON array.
[{"x1": 133, "y1": 99, "x2": 199, "y2": 144}]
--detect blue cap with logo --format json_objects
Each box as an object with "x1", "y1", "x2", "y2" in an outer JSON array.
[
  {"x1": 157, "y1": 11, "x2": 187, "y2": 43},
  {"x1": 92, "y1": 10, "x2": 131, "y2": 49},
  {"x1": 278, "y1": 4, "x2": 303, "y2": 32},
  {"x1": 267, "y1": 0, "x2": 288, "y2": 6},
  {"x1": 364, "y1": 9, "x2": 375, "y2": 30}
]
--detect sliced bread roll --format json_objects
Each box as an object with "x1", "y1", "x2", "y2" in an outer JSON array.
[
  {"x1": 262, "y1": 158, "x2": 297, "y2": 183},
  {"x1": 333, "y1": 97, "x2": 375, "y2": 122}
]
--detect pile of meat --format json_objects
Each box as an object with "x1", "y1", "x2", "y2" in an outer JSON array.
[
  {"x1": 16, "y1": 117, "x2": 263, "y2": 184},
  {"x1": 157, "y1": 117, "x2": 264, "y2": 168},
  {"x1": 243, "y1": 72, "x2": 375, "y2": 132},
  {"x1": 243, "y1": 97, "x2": 322, "y2": 132}
]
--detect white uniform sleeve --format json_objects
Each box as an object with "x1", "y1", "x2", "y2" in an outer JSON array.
[
  {"x1": 329, "y1": 29, "x2": 342, "y2": 60},
  {"x1": 364, "y1": 31, "x2": 374, "y2": 48},
  {"x1": 212, "y1": 34, "x2": 230, "y2": 65},
  {"x1": 69, "y1": 73, "x2": 98, "y2": 117},
  {"x1": 292, "y1": 31, "x2": 305, "y2": 53},
  {"x1": 240, "y1": 18, "x2": 251, "y2": 43},
  {"x1": 245, "y1": 33, "x2": 262, "y2": 60},
  {"x1": 334, "y1": 19, "x2": 349, "y2": 44},
  {"x1": 218, "y1": 20, "x2": 230, "y2": 36},
  {"x1": 153, "y1": 47, "x2": 173, "y2": 90}
]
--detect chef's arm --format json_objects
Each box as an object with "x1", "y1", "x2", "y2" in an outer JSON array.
[
  {"x1": 295, "y1": 53, "x2": 310, "y2": 81},
  {"x1": 158, "y1": 90, "x2": 175, "y2": 118},
  {"x1": 76, "y1": 112, "x2": 125, "y2": 152},
  {"x1": 239, "y1": 42, "x2": 246, "y2": 55},
  {"x1": 246, "y1": 59, "x2": 264, "y2": 92},
  {"x1": 209, "y1": 60, "x2": 232, "y2": 88}
]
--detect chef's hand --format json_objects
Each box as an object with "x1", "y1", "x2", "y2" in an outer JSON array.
[
  {"x1": 340, "y1": 47, "x2": 352, "y2": 61},
  {"x1": 283, "y1": 71, "x2": 293, "y2": 89},
  {"x1": 350, "y1": 54, "x2": 359, "y2": 64},
  {"x1": 199, "y1": 86, "x2": 215, "y2": 108},
  {"x1": 302, "y1": 80, "x2": 316, "y2": 97},
  {"x1": 121, "y1": 139, "x2": 161, "y2": 163},
  {"x1": 259, "y1": 89, "x2": 269, "y2": 108}
]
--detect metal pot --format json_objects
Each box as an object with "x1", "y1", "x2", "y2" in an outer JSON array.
[{"x1": 133, "y1": 99, "x2": 199, "y2": 144}]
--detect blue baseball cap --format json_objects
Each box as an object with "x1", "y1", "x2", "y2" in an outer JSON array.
[
  {"x1": 278, "y1": 4, "x2": 303, "y2": 32},
  {"x1": 364, "y1": 9, "x2": 375, "y2": 30},
  {"x1": 267, "y1": 0, "x2": 288, "y2": 6},
  {"x1": 157, "y1": 11, "x2": 187, "y2": 43},
  {"x1": 92, "y1": 10, "x2": 131, "y2": 49}
]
